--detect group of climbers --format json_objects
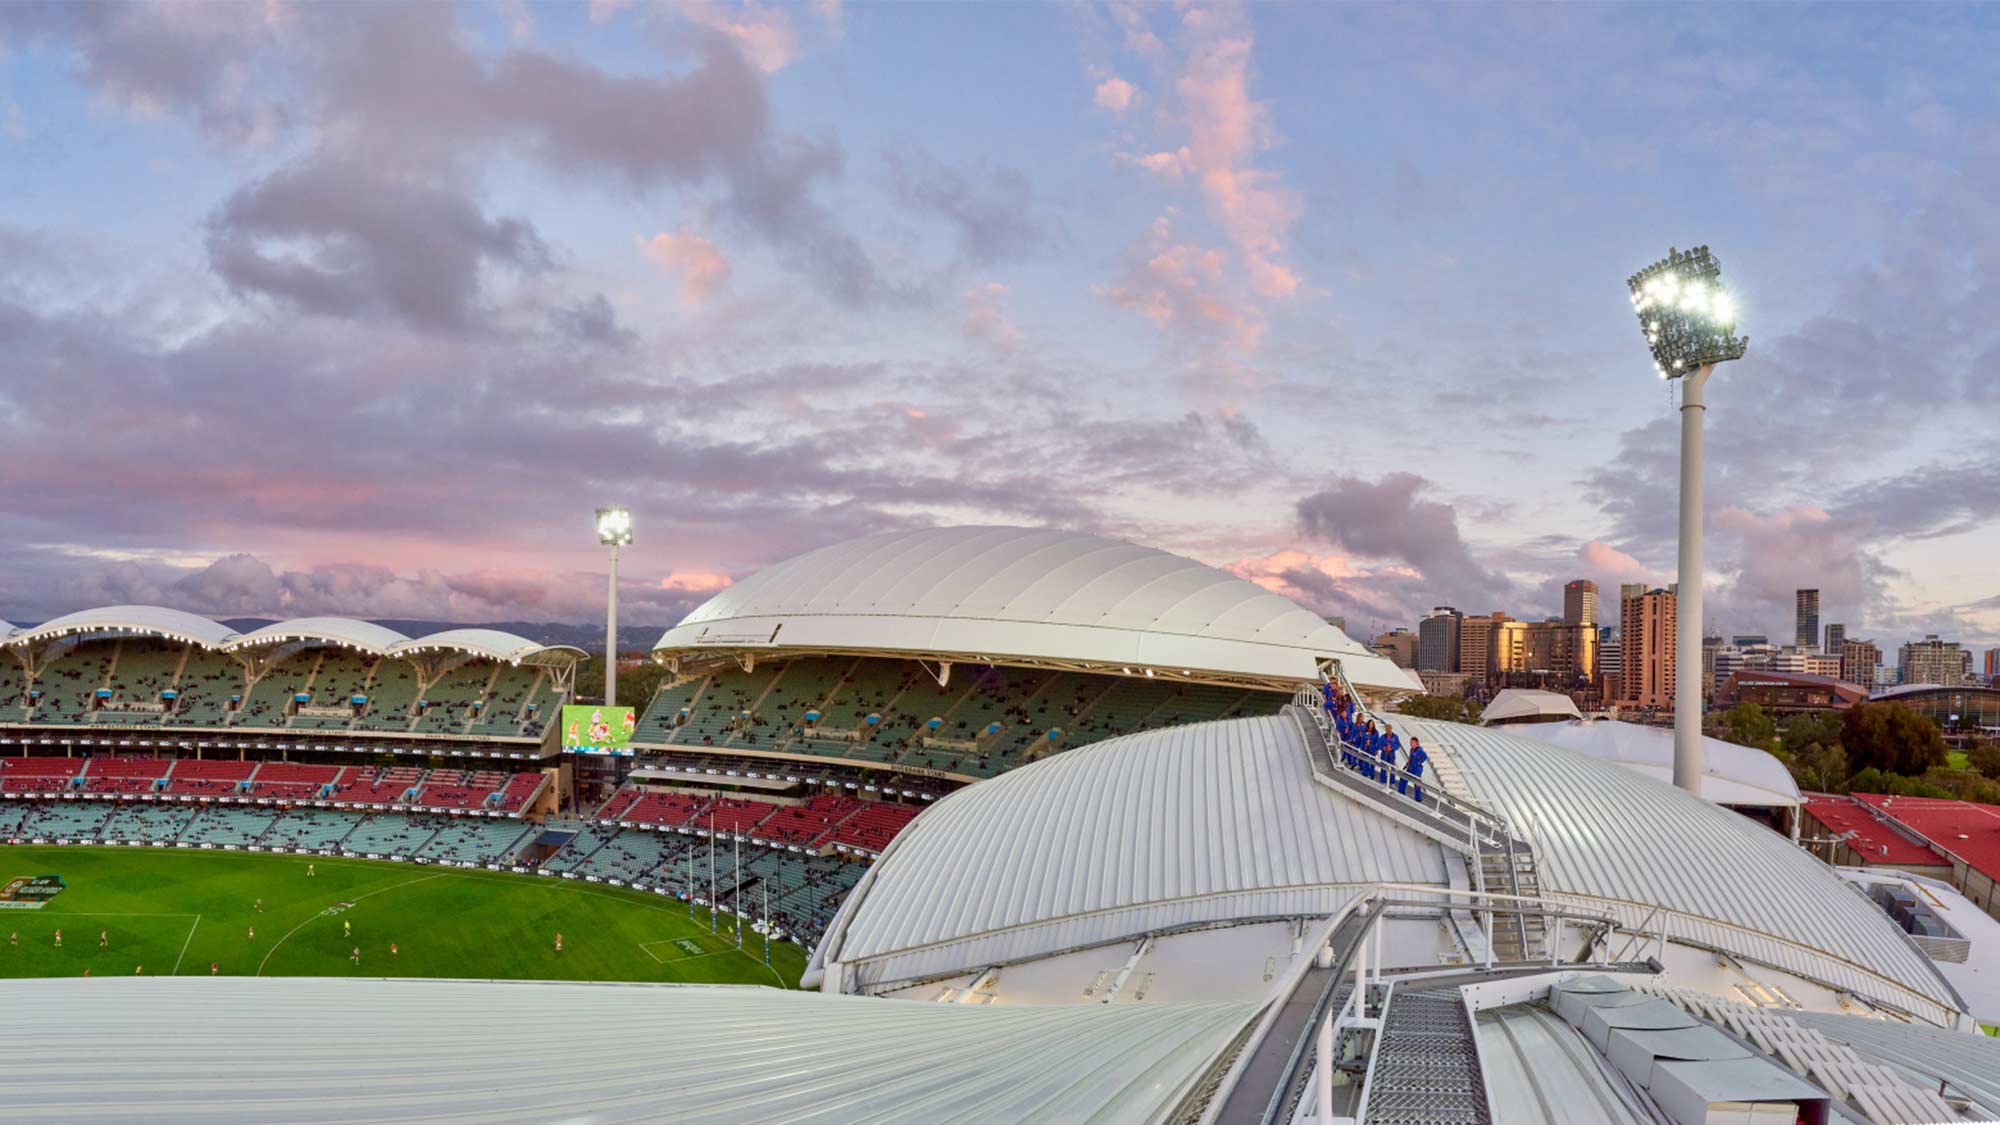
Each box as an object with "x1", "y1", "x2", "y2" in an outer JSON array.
[{"x1": 1318, "y1": 680, "x2": 1428, "y2": 803}]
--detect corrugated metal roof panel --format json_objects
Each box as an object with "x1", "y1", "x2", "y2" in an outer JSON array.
[
  {"x1": 1790, "y1": 1010, "x2": 2000, "y2": 1119},
  {"x1": 0, "y1": 977, "x2": 1260, "y2": 1124},
  {"x1": 825, "y1": 715, "x2": 1448, "y2": 978},
  {"x1": 1398, "y1": 717, "x2": 1961, "y2": 1021},
  {"x1": 1476, "y1": 1003, "x2": 1652, "y2": 1125}
]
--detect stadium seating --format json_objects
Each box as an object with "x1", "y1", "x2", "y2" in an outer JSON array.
[
  {"x1": 164, "y1": 647, "x2": 242, "y2": 727},
  {"x1": 13, "y1": 800, "x2": 114, "y2": 839},
  {"x1": 260, "y1": 808, "x2": 362, "y2": 851},
  {"x1": 246, "y1": 761, "x2": 341, "y2": 801},
  {"x1": 341, "y1": 813, "x2": 439, "y2": 855},
  {"x1": 631, "y1": 675, "x2": 707, "y2": 743},
  {"x1": 232, "y1": 653, "x2": 315, "y2": 728},
  {"x1": 0, "y1": 660, "x2": 28, "y2": 722},
  {"x1": 81, "y1": 756, "x2": 172, "y2": 795},
  {"x1": 411, "y1": 663, "x2": 497, "y2": 735},
  {"x1": 617, "y1": 790, "x2": 709, "y2": 828},
  {"x1": 490, "y1": 772, "x2": 546, "y2": 814},
  {"x1": 327, "y1": 767, "x2": 414, "y2": 806},
  {"x1": 465, "y1": 665, "x2": 552, "y2": 739},
  {"x1": 0, "y1": 757, "x2": 83, "y2": 792},
  {"x1": 164, "y1": 758, "x2": 256, "y2": 796},
  {"x1": 26, "y1": 640, "x2": 117, "y2": 724},
  {"x1": 828, "y1": 802, "x2": 919, "y2": 855},
  {"x1": 353, "y1": 663, "x2": 422, "y2": 731},
  {"x1": 753, "y1": 794, "x2": 863, "y2": 847},
  {"x1": 543, "y1": 825, "x2": 619, "y2": 873},
  {"x1": 674, "y1": 664, "x2": 784, "y2": 747},
  {"x1": 288, "y1": 650, "x2": 376, "y2": 730},
  {"x1": 179, "y1": 806, "x2": 280, "y2": 846},
  {"x1": 415, "y1": 817, "x2": 532, "y2": 865},
  {"x1": 101, "y1": 801, "x2": 200, "y2": 841},
  {"x1": 94, "y1": 638, "x2": 184, "y2": 725}
]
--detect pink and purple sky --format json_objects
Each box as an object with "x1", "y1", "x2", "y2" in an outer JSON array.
[{"x1": 2, "y1": 2, "x2": 1997, "y2": 648}]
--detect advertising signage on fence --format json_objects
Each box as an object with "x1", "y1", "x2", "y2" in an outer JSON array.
[
  {"x1": 561, "y1": 705, "x2": 637, "y2": 755},
  {"x1": 0, "y1": 874, "x2": 67, "y2": 910}
]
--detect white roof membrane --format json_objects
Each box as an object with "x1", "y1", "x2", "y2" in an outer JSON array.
[
  {"x1": 1508, "y1": 719, "x2": 1800, "y2": 809},
  {"x1": 656, "y1": 526, "x2": 1420, "y2": 693},
  {"x1": 222, "y1": 616, "x2": 411, "y2": 654},
  {"x1": 3, "y1": 604, "x2": 239, "y2": 649}
]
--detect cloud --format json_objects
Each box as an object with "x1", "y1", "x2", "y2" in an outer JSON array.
[
  {"x1": 207, "y1": 158, "x2": 549, "y2": 332},
  {"x1": 1098, "y1": 210, "x2": 1262, "y2": 351},
  {"x1": 1226, "y1": 548, "x2": 1423, "y2": 629},
  {"x1": 962, "y1": 282, "x2": 1020, "y2": 350},
  {"x1": 1296, "y1": 472, "x2": 1513, "y2": 608},
  {"x1": 641, "y1": 229, "x2": 732, "y2": 305},
  {"x1": 1578, "y1": 540, "x2": 1663, "y2": 587},
  {"x1": 884, "y1": 148, "x2": 1051, "y2": 267},
  {"x1": 676, "y1": 0, "x2": 802, "y2": 74},
  {"x1": 1094, "y1": 75, "x2": 1135, "y2": 113}
]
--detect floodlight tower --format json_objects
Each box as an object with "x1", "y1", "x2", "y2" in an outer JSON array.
[
  {"x1": 595, "y1": 506, "x2": 634, "y2": 707},
  {"x1": 1625, "y1": 246, "x2": 1747, "y2": 795}
]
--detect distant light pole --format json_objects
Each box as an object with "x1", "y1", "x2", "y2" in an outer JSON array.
[
  {"x1": 595, "y1": 507, "x2": 633, "y2": 706},
  {"x1": 1625, "y1": 246, "x2": 1747, "y2": 795}
]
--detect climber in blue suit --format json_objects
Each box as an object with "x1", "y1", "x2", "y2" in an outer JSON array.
[{"x1": 1399, "y1": 737, "x2": 1428, "y2": 803}]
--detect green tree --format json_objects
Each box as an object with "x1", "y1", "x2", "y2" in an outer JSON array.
[
  {"x1": 1394, "y1": 693, "x2": 1482, "y2": 724},
  {"x1": 1840, "y1": 701, "x2": 1948, "y2": 777},
  {"x1": 573, "y1": 654, "x2": 670, "y2": 709},
  {"x1": 1715, "y1": 702, "x2": 1776, "y2": 750},
  {"x1": 1844, "y1": 767, "x2": 1951, "y2": 799},
  {"x1": 1786, "y1": 742, "x2": 1850, "y2": 793},
  {"x1": 1967, "y1": 739, "x2": 2000, "y2": 780},
  {"x1": 1781, "y1": 711, "x2": 1842, "y2": 756}
]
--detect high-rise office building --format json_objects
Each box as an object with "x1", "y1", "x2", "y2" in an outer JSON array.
[
  {"x1": 1417, "y1": 607, "x2": 1462, "y2": 674},
  {"x1": 1371, "y1": 628, "x2": 1418, "y2": 668},
  {"x1": 1457, "y1": 613, "x2": 1508, "y2": 682},
  {"x1": 1987, "y1": 648, "x2": 2000, "y2": 684},
  {"x1": 1619, "y1": 583, "x2": 1645, "y2": 606},
  {"x1": 1823, "y1": 623, "x2": 1844, "y2": 657},
  {"x1": 1730, "y1": 634, "x2": 1768, "y2": 649},
  {"x1": 1840, "y1": 640, "x2": 1881, "y2": 687},
  {"x1": 1563, "y1": 580, "x2": 1598, "y2": 628},
  {"x1": 1898, "y1": 635, "x2": 1972, "y2": 687},
  {"x1": 1795, "y1": 589, "x2": 1819, "y2": 649},
  {"x1": 1618, "y1": 588, "x2": 1677, "y2": 711}
]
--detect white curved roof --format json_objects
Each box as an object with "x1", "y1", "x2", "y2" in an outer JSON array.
[
  {"x1": 1478, "y1": 688, "x2": 1581, "y2": 725},
  {"x1": 1510, "y1": 719, "x2": 1800, "y2": 809},
  {"x1": 809, "y1": 713, "x2": 1447, "y2": 990},
  {"x1": 2, "y1": 604, "x2": 238, "y2": 649},
  {"x1": 1397, "y1": 716, "x2": 1960, "y2": 1022},
  {"x1": 223, "y1": 617, "x2": 411, "y2": 654},
  {"x1": 1, "y1": 977, "x2": 1260, "y2": 1124},
  {"x1": 386, "y1": 628, "x2": 585, "y2": 666},
  {"x1": 656, "y1": 526, "x2": 1421, "y2": 693}
]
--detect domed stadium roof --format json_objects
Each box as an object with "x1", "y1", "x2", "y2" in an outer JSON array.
[
  {"x1": 386, "y1": 629, "x2": 585, "y2": 667},
  {"x1": 1394, "y1": 716, "x2": 1959, "y2": 1023},
  {"x1": 222, "y1": 617, "x2": 411, "y2": 654},
  {"x1": 2, "y1": 605, "x2": 239, "y2": 649},
  {"x1": 807, "y1": 713, "x2": 1449, "y2": 991},
  {"x1": 1478, "y1": 688, "x2": 1581, "y2": 724},
  {"x1": 1508, "y1": 718, "x2": 1800, "y2": 809},
  {"x1": 656, "y1": 526, "x2": 1420, "y2": 694}
]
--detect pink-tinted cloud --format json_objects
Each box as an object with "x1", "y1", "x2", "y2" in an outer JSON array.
[
  {"x1": 1094, "y1": 75, "x2": 1136, "y2": 113},
  {"x1": 676, "y1": 0, "x2": 801, "y2": 74},
  {"x1": 641, "y1": 228, "x2": 732, "y2": 304},
  {"x1": 962, "y1": 281, "x2": 1020, "y2": 350},
  {"x1": 1098, "y1": 210, "x2": 1262, "y2": 351},
  {"x1": 1125, "y1": 146, "x2": 1191, "y2": 182},
  {"x1": 1579, "y1": 539, "x2": 1663, "y2": 586},
  {"x1": 1174, "y1": 8, "x2": 1301, "y2": 298}
]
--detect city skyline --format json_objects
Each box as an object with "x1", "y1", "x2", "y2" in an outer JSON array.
[{"x1": 3, "y1": 3, "x2": 1998, "y2": 649}]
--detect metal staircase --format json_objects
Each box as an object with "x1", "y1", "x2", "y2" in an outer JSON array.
[
  {"x1": 1364, "y1": 987, "x2": 1490, "y2": 1125},
  {"x1": 1477, "y1": 848, "x2": 1546, "y2": 962}
]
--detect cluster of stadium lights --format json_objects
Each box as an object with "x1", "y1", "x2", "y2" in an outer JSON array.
[{"x1": 1626, "y1": 245, "x2": 1748, "y2": 379}]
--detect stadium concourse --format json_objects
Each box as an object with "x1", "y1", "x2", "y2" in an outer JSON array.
[{"x1": 8, "y1": 526, "x2": 2000, "y2": 1123}]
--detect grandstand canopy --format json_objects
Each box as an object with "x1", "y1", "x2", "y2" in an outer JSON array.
[
  {"x1": 1478, "y1": 688, "x2": 1581, "y2": 725},
  {"x1": 386, "y1": 628, "x2": 584, "y2": 667},
  {"x1": 1507, "y1": 718, "x2": 1800, "y2": 809},
  {"x1": 654, "y1": 526, "x2": 1421, "y2": 694},
  {"x1": 223, "y1": 617, "x2": 411, "y2": 654},
  {"x1": 1, "y1": 604, "x2": 238, "y2": 649}
]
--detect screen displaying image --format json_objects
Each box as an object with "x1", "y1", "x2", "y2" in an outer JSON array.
[{"x1": 560, "y1": 704, "x2": 637, "y2": 755}]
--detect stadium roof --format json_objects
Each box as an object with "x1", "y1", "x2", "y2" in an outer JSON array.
[
  {"x1": 655, "y1": 525, "x2": 1421, "y2": 694},
  {"x1": 1791, "y1": 1009, "x2": 2000, "y2": 1119},
  {"x1": 0, "y1": 977, "x2": 1261, "y2": 1124},
  {"x1": 385, "y1": 628, "x2": 585, "y2": 667},
  {"x1": 222, "y1": 616, "x2": 411, "y2": 654},
  {"x1": 1872, "y1": 682, "x2": 2000, "y2": 700},
  {"x1": 1508, "y1": 719, "x2": 1801, "y2": 809},
  {"x1": 1399, "y1": 716, "x2": 1962, "y2": 1023},
  {"x1": 1802, "y1": 793, "x2": 1948, "y2": 867},
  {"x1": 1, "y1": 604, "x2": 239, "y2": 649},
  {"x1": 1478, "y1": 688, "x2": 1581, "y2": 725},
  {"x1": 1850, "y1": 792, "x2": 2000, "y2": 886},
  {"x1": 809, "y1": 712, "x2": 1445, "y2": 990}
]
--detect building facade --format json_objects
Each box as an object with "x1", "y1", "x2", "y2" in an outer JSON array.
[
  {"x1": 1618, "y1": 588, "x2": 1676, "y2": 712},
  {"x1": 1840, "y1": 639, "x2": 1882, "y2": 686},
  {"x1": 1370, "y1": 628, "x2": 1417, "y2": 669},
  {"x1": 1823, "y1": 623, "x2": 1845, "y2": 657},
  {"x1": 1562, "y1": 579, "x2": 1598, "y2": 627},
  {"x1": 1898, "y1": 635, "x2": 1972, "y2": 687},
  {"x1": 1417, "y1": 607, "x2": 1462, "y2": 673},
  {"x1": 1794, "y1": 589, "x2": 1820, "y2": 649},
  {"x1": 1457, "y1": 612, "x2": 1507, "y2": 682}
]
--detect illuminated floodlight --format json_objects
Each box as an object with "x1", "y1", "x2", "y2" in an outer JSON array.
[
  {"x1": 595, "y1": 506, "x2": 634, "y2": 547},
  {"x1": 1625, "y1": 245, "x2": 1747, "y2": 379}
]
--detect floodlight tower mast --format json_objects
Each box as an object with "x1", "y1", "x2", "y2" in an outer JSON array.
[
  {"x1": 595, "y1": 507, "x2": 633, "y2": 706},
  {"x1": 1625, "y1": 247, "x2": 1747, "y2": 795}
]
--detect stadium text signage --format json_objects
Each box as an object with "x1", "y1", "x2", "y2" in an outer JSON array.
[{"x1": 0, "y1": 874, "x2": 67, "y2": 910}]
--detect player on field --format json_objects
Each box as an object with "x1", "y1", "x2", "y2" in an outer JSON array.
[
  {"x1": 9, "y1": 931, "x2": 15, "y2": 946},
  {"x1": 343, "y1": 919, "x2": 351, "y2": 938},
  {"x1": 210, "y1": 962, "x2": 218, "y2": 976},
  {"x1": 390, "y1": 942, "x2": 399, "y2": 960},
  {"x1": 554, "y1": 932, "x2": 563, "y2": 954},
  {"x1": 53, "y1": 929, "x2": 61, "y2": 947},
  {"x1": 307, "y1": 863, "x2": 316, "y2": 876},
  {"x1": 255, "y1": 898, "x2": 263, "y2": 912},
  {"x1": 100, "y1": 930, "x2": 108, "y2": 949},
  {"x1": 247, "y1": 925, "x2": 255, "y2": 940},
  {"x1": 351, "y1": 946, "x2": 360, "y2": 966}
]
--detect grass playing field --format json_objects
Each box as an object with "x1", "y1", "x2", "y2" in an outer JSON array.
[{"x1": 0, "y1": 845, "x2": 806, "y2": 987}]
